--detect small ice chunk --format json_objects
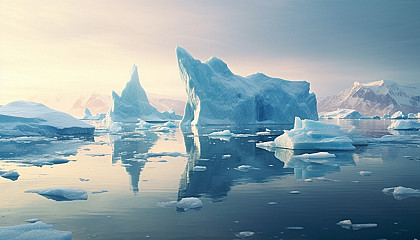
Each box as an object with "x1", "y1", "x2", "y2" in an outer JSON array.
[
  {"x1": 267, "y1": 202, "x2": 278, "y2": 205},
  {"x1": 289, "y1": 190, "x2": 300, "y2": 194},
  {"x1": 152, "y1": 126, "x2": 171, "y2": 132},
  {"x1": 358, "y1": 171, "x2": 372, "y2": 176},
  {"x1": 209, "y1": 130, "x2": 233, "y2": 137},
  {"x1": 0, "y1": 170, "x2": 20, "y2": 180},
  {"x1": 25, "y1": 187, "x2": 88, "y2": 201},
  {"x1": 221, "y1": 154, "x2": 231, "y2": 159},
  {"x1": 91, "y1": 190, "x2": 108, "y2": 194},
  {"x1": 337, "y1": 219, "x2": 377, "y2": 230},
  {"x1": 234, "y1": 165, "x2": 260, "y2": 172},
  {"x1": 286, "y1": 226, "x2": 304, "y2": 230},
  {"x1": 24, "y1": 218, "x2": 41, "y2": 223},
  {"x1": 256, "y1": 131, "x2": 270, "y2": 136},
  {"x1": 235, "y1": 231, "x2": 255, "y2": 238},
  {"x1": 157, "y1": 197, "x2": 203, "y2": 210},
  {"x1": 293, "y1": 152, "x2": 336, "y2": 159},
  {"x1": 193, "y1": 166, "x2": 207, "y2": 172},
  {"x1": 0, "y1": 221, "x2": 72, "y2": 240},
  {"x1": 382, "y1": 186, "x2": 420, "y2": 200},
  {"x1": 163, "y1": 121, "x2": 178, "y2": 128},
  {"x1": 79, "y1": 178, "x2": 90, "y2": 182}
]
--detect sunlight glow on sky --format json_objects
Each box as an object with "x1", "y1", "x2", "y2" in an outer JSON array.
[{"x1": 1, "y1": 0, "x2": 419, "y2": 112}]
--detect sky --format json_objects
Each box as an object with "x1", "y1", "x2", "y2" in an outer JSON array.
[{"x1": 1, "y1": 0, "x2": 419, "y2": 113}]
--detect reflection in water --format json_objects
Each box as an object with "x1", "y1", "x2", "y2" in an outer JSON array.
[
  {"x1": 178, "y1": 127, "x2": 293, "y2": 200},
  {"x1": 111, "y1": 129, "x2": 158, "y2": 193}
]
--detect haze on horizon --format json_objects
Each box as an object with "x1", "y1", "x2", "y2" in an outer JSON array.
[{"x1": 1, "y1": 0, "x2": 419, "y2": 113}]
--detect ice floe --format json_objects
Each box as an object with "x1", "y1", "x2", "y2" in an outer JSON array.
[
  {"x1": 388, "y1": 120, "x2": 420, "y2": 130},
  {"x1": 193, "y1": 166, "x2": 207, "y2": 172},
  {"x1": 234, "y1": 165, "x2": 260, "y2": 172},
  {"x1": 336, "y1": 219, "x2": 377, "y2": 230},
  {"x1": 382, "y1": 186, "x2": 420, "y2": 200},
  {"x1": 235, "y1": 231, "x2": 255, "y2": 238},
  {"x1": 273, "y1": 117, "x2": 355, "y2": 150},
  {"x1": 0, "y1": 170, "x2": 19, "y2": 181},
  {"x1": 25, "y1": 187, "x2": 88, "y2": 201},
  {"x1": 157, "y1": 197, "x2": 203, "y2": 211},
  {"x1": 0, "y1": 221, "x2": 72, "y2": 240}
]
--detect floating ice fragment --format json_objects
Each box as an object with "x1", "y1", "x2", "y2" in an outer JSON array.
[
  {"x1": 25, "y1": 187, "x2": 88, "y2": 201},
  {"x1": 267, "y1": 202, "x2": 278, "y2": 205},
  {"x1": 0, "y1": 170, "x2": 20, "y2": 181},
  {"x1": 337, "y1": 219, "x2": 377, "y2": 230},
  {"x1": 193, "y1": 166, "x2": 207, "y2": 172},
  {"x1": 359, "y1": 171, "x2": 372, "y2": 176},
  {"x1": 388, "y1": 120, "x2": 420, "y2": 130},
  {"x1": 163, "y1": 121, "x2": 178, "y2": 128},
  {"x1": 24, "y1": 218, "x2": 41, "y2": 223},
  {"x1": 134, "y1": 152, "x2": 186, "y2": 159},
  {"x1": 234, "y1": 165, "x2": 260, "y2": 172},
  {"x1": 208, "y1": 130, "x2": 233, "y2": 137},
  {"x1": 382, "y1": 186, "x2": 420, "y2": 200},
  {"x1": 286, "y1": 226, "x2": 304, "y2": 230},
  {"x1": 221, "y1": 154, "x2": 231, "y2": 159},
  {"x1": 152, "y1": 126, "x2": 171, "y2": 133},
  {"x1": 235, "y1": 231, "x2": 255, "y2": 238},
  {"x1": 289, "y1": 191, "x2": 300, "y2": 194},
  {"x1": 91, "y1": 190, "x2": 108, "y2": 194},
  {"x1": 157, "y1": 197, "x2": 203, "y2": 211},
  {"x1": 0, "y1": 221, "x2": 72, "y2": 240},
  {"x1": 79, "y1": 178, "x2": 90, "y2": 182}
]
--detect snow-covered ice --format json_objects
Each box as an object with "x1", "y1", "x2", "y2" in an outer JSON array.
[
  {"x1": 109, "y1": 65, "x2": 181, "y2": 122},
  {"x1": 25, "y1": 187, "x2": 88, "y2": 201},
  {"x1": 0, "y1": 101, "x2": 94, "y2": 137},
  {"x1": 0, "y1": 221, "x2": 72, "y2": 240},
  {"x1": 391, "y1": 111, "x2": 408, "y2": 119},
  {"x1": 208, "y1": 130, "x2": 233, "y2": 137},
  {"x1": 336, "y1": 219, "x2": 377, "y2": 230},
  {"x1": 293, "y1": 152, "x2": 336, "y2": 160},
  {"x1": 273, "y1": 117, "x2": 355, "y2": 150},
  {"x1": 176, "y1": 47, "x2": 318, "y2": 126},
  {"x1": 388, "y1": 120, "x2": 420, "y2": 130},
  {"x1": 382, "y1": 186, "x2": 420, "y2": 200}
]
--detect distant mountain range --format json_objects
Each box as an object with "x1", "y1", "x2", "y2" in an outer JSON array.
[
  {"x1": 318, "y1": 80, "x2": 420, "y2": 116},
  {"x1": 70, "y1": 92, "x2": 186, "y2": 118}
]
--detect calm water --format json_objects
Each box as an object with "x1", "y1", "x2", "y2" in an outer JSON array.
[{"x1": 1, "y1": 119, "x2": 420, "y2": 240}]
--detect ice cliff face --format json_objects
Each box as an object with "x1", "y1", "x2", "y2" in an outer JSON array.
[
  {"x1": 176, "y1": 47, "x2": 318, "y2": 126},
  {"x1": 318, "y1": 80, "x2": 420, "y2": 116},
  {"x1": 109, "y1": 65, "x2": 181, "y2": 122}
]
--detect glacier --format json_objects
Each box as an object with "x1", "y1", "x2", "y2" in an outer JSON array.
[
  {"x1": 109, "y1": 65, "x2": 181, "y2": 122},
  {"x1": 0, "y1": 101, "x2": 94, "y2": 137},
  {"x1": 273, "y1": 117, "x2": 355, "y2": 150},
  {"x1": 176, "y1": 47, "x2": 318, "y2": 126}
]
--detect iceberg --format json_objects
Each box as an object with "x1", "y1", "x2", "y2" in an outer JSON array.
[
  {"x1": 0, "y1": 170, "x2": 19, "y2": 181},
  {"x1": 273, "y1": 117, "x2": 356, "y2": 150},
  {"x1": 387, "y1": 120, "x2": 420, "y2": 130},
  {"x1": 176, "y1": 47, "x2": 318, "y2": 126},
  {"x1": 319, "y1": 109, "x2": 372, "y2": 119},
  {"x1": 391, "y1": 111, "x2": 408, "y2": 119},
  {"x1": 25, "y1": 187, "x2": 88, "y2": 201},
  {"x1": 382, "y1": 186, "x2": 420, "y2": 200},
  {"x1": 109, "y1": 65, "x2": 181, "y2": 122},
  {"x1": 0, "y1": 101, "x2": 94, "y2": 137},
  {"x1": 82, "y1": 107, "x2": 106, "y2": 120},
  {"x1": 0, "y1": 221, "x2": 71, "y2": 240}
]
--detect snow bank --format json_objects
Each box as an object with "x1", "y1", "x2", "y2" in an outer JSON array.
[
  {"x1": 25, "y1": 187, "x2": 88, "y2": 201},
  {"x1": 0, "y1": 101, "x2": 94, "y2": 137},
  {"x1": 0, "y1": 221, "x2": 71, "y2": 240},
  {"x1": 382, "y1": 186, "x2": 420, "y2": 200},
  {"x1": 273, "y1": 117, "x2": 355, "y2": 150},
  {"x1": 388, "y1": 120, "x2": 420, "y2": 130},
  {"x1": 176, "y1": 47, "x2": 318, "y2": 126}
]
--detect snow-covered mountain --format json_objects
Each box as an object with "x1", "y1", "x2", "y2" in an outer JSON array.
[
  {"x1": 70, "y1": 93, "x2": 112, "y2": 118},
  {"x1": 318, "y1": 80, "x2": 420, "y2": 116}
]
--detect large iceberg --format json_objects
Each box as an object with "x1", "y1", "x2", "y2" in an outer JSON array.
[
  {"x1": 0, "y1": 101, "x2": 94, "y2": 137},
  {"x1": 176, "y1": 47, "x2": 318, "y2": 126},
  {"x1": 109, "y1": 65, "x2": 181, "y2": 122},
  {"x1": 273, "y1": 117, "x2": 355, "y2": 150}
]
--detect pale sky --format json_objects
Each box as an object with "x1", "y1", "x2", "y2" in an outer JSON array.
[{"x1": 1, "y1": 0, "x2": 419, "y2": 113}]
